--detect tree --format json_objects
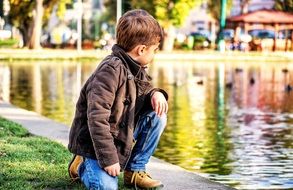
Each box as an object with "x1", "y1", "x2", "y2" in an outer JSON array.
[
  {"x1": 102, "y1": 0, "x2": 132, "y2": 26},
  {"x1": 0, "y1": 0, "x2": 3, "y2": 18},
  {"x1": 240, "y1": 0, "x2": 250, "y2": 14},
  {"x1": 102, "y1": 0, "x2": 202, "y2": 51},
  {"x1": 274, "y1": 0, "x2": 293, "y2": 13},
  {"x1": 207, "y1": 0, "x2": 233, "y2": 21},
  {"x1": 130, "y1": 0, "x2": 202, "y2": 51},
  {"x1": 8, "y1": 0, "x2": 72, "y2": 49},
  {"x1": 29, "y1": 0, "x2": 44, "y2": 49}
]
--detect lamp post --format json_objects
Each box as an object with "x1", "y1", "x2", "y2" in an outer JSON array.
[
  {"x1": 117, "y1": 0, "x2": 122, "y2": 24},
  {"x1": 218, "y1": 0, "x2": 227, "y2": 52},
  {"x1": 76, "y1": 0, "x2": 82, "y2": 51},
  {"x1": 0, "y1": 0, "x2": 3, "y2": 22}
]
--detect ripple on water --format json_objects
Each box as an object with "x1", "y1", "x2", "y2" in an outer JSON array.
[{"x1": 207, "y1": 107, "x2": 293, "y2": 189}]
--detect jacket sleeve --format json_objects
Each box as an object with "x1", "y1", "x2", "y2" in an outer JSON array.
[
  {"x1": 86, "y1": 62, "x2": 123, "y2": 168},
  {"x1": 149, "y1": 88, "x2": 168, "y2": 101},
  {"x1": 139, "y1": 85, "x2": 168, "y2": 114}
]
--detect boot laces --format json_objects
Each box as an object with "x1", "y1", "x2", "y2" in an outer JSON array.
[{"x1": 131, "y1": 171, "x2": 152, "y2": 190}]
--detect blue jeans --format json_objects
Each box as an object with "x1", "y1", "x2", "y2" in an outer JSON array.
[{"x1": 78, "y1": 111, "x2": 167, "y2": 190}]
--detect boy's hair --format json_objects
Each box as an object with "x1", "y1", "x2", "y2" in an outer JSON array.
[{"x1": 116, "y1": 9, "x2": 163, "y2": 52}]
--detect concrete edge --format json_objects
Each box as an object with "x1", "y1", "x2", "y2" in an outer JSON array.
[{"x1": 0, "y1": 101, "x2": 236, "y2": 190}]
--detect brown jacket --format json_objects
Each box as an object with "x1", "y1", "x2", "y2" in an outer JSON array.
[{"x1": 68, "y1": 45, "x2": 168, "y2": 169}]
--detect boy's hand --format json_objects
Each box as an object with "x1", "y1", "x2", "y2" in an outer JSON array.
[
  {"x1": 151, "y1": 91, "x2": 168, "y2": 117},
  {"x1": 104, "y1": 162, "x2": 120, "y2": 176}
]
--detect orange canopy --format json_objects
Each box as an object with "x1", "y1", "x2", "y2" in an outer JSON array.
[{"x1": 227, "y1": 10, "x2": 293, "y2": 24}]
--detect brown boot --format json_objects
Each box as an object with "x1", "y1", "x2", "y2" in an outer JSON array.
[
  {"x1": 68, "y1": 155, "x2": 83, "y2": 181},
  {"x1": 124, "y1": 170, "x2": 163, "y2": 189}
]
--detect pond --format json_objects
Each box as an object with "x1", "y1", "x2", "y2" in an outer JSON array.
[{"x1": 0, "y1": 59, "x2": 292, "y2": 190}]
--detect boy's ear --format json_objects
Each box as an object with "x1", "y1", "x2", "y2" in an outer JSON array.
[{"x1": 137, "y1": 45, "x2": 147, "y2": 56}]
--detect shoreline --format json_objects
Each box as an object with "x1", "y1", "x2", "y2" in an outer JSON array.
[
  {"x1": 0, "y1": 101, "x2": 235, "y2": 190},
  {"x1": 0, "y1": 48, "x2": 292, "y2": 62}
]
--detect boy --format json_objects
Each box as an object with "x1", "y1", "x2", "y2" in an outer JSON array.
[{"x1": 68, "y1": 9, "x2": 168, "y2": 190}]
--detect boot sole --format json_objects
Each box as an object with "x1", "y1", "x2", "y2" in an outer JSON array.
[{"x1": 124, "y1": 184, "x2": 164, "y2": 190}]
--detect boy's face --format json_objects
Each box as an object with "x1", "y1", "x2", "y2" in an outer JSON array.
[{"x1": 136, "y1": 42, "x2": 160, "y2": 66}]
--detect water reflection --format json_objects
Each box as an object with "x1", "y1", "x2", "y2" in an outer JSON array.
[
  {"x1": 0, "y1": 61, "x2": 97, "y2": 125},
  {"x1": 0, "y1": 60, "x2": 292, "y2": 189},
  {"x1": 151, "y1": 61, "x2": 293, "y2": 189}
]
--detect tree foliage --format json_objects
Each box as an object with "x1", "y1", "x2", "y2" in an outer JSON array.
[
  {"x1": 102, "y1": 0, "x2": 200, "y2": 28},
  {"x1": 130, "y1": 0, "x2": 202, "y2": 51},
  {"x1": 207, "y1": 0, "x2": 233, "y2": 20},
  {"x1": 131, "y1": 0, "x2": 201, "y2": 28},
  {"x1": 8, "y1": 0, "x2": 72, "y2": 47},
  {"x1": 274, "y1": 0, "x2": 293, "y2": 13},
  {"x1": 102, "y1": 0, "x2": 132, "y2": 26}
]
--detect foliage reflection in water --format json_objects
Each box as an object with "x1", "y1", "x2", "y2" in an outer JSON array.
[{"x1": 0, "y1": 60, "x2": 292, "y2": 190}]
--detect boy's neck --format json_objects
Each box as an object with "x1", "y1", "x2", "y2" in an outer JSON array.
[
  {"x1": 126, "y1": 51, "x2": 138, "y2": 62},
  {"x1": 126, "y1": 51, "x2": 143, "y2": 66}
]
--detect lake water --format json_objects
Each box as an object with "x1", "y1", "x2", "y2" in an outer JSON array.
[{"x1": 0, "y1": 60, "x2": 292, "y2": 189}]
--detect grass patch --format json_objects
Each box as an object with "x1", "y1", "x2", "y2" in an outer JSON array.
[
  {"x1": 0, "y1": 117, "x2": 133, "y2": 189},
  {"x1": 0, "y1": 117, "x2": 85, "y2": 189},
  {"x1": 0, "y1": 39, "x2": 18, "y2": 48}
]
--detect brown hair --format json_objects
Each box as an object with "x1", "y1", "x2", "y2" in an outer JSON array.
[{"x1": 116, "y1": 9, "x2": 163, "y2": 52}]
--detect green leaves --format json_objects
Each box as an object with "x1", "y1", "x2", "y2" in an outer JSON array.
[
  {"x1": 274, "y1": 0, "x2": 293, "y2": 13},
  {"x1": 207, "y1": 0, "x2": 233, "y2": 20},
  {"x1": 7, "y1": 0, "x2": 73, "y2": 47},
  {"x1": 132, "y1": 0, "x2": 201, "y2": 27}
]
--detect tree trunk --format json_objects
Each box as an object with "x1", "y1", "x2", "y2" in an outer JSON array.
[
  {"x1": 29, "y1": 0, "x2": 44, "y2": 49},
  {"x1": 291, "y1": 32, "x2": 293, "y2": 51},
  {"x1": 162, "y1": 25, "x2": 176, "y2": 52},
  {"x1": 240, "y1": 0, "x2": 250, "y2": 14},
  {"x1": 19, "y1": 28, "x2": 29, "y2": 47},
  {"x1": 285, "y1": 30, "x2": 288, "y2": 51}
]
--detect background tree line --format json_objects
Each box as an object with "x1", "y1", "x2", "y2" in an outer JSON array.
[
  {"x1": 4, "y1": 0, "x2": 293, "y2": 50},
  {"x1": 7, "y1": 0, "x2": 71, "y2": 49}
]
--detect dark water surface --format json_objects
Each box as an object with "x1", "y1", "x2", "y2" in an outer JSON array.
[{"x1": 0, "y1": 60, "x2": 292, "y2": 189}]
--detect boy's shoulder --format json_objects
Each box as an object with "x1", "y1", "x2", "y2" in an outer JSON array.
[{"x1": 100, "y1": 55, "x2": 124, "y2": 70}]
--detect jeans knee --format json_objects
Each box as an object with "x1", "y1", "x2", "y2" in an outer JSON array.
[
  {"x1": 100, "y1": 182, "x2": 118, "y2": 190},
  {"x1": 89, "y1": 181, "x2": 118, "y2": 190},
  {"x1": 159, "y1": 113, "x2": 167, "y2": 127},
  {"x1": 149, "y1": 111, "x2": 167, "y2": 131}
]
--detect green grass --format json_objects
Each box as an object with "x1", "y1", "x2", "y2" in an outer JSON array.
[
  {"x1": 0, "y1": 39, "x2": 18, "y2": 48},
  {"x1": 0, "y1": 117, "x2": 132, "y2": 190},
  {"x1": 0, "y1": 117, "x2": 85, "y2": 189}
]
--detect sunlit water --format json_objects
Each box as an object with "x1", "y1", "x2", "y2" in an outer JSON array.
[{"x1": 0, "y1": 60, "x2": 292, "y2": 190}]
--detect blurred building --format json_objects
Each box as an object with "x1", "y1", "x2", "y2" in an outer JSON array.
[
  {"x1": 231, "y1": 0, "x2": 275, "y2": 16},
  {"x1": 39, "y1": 0, "x2": 106, "y2": 49},
  {"x1": 178, "y1": 2, "x2": 218, "y2": 47},
  {"x1": 76, "y1": 0, "x2": 105, "y2": 39},
  {"x1": 179, "y1": 2, "x2": 217, "y2": 36},
  {"x1": 180, "y1": 0, "x2": 275, "y2": 36},
  {"x1": 47, "y1": 0, "x2": 104, "y2": 40}
]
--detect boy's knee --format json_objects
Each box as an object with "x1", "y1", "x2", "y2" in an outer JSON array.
[
  {"x1": 149, "y1": 111, "x2": 167, "y2": 129},
  {"x1": 158, "y1": 113, "x2": 167, "y2": 128},
  {"x1": 101, "y1": 182, "x2": 118, "y2": 190},
  {"x1": 90, "y1": 182, "x2": 118, "y2": 190},
  {"x1": 161, "y1": 113, "x2": 167, "y2": 123}
]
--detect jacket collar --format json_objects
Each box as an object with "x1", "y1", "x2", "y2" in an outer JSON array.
[{"x1": 111, "y1": 44, "x2": 143, "y2": 78}]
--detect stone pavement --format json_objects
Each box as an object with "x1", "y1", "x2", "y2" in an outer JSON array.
[{"x1": 0, "y1": 101, "x2": 236, "y2": 190}]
